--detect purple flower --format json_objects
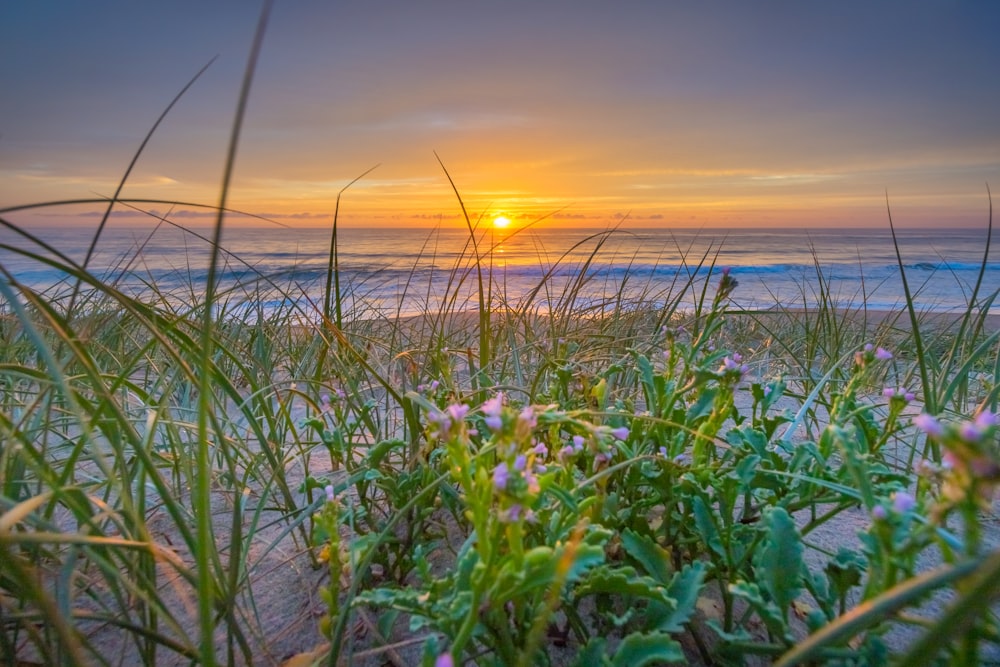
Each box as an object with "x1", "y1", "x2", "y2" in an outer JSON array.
[
  {"x1": 427, "y1": 410, "x2": 452, "y2": 431},
  {"x1": 975, "y1": 410, "x2": 998, "y2": 429},
  {"x1": 558, "y1": 445, "x2": 575, "y2": 460},
  {"x1": 435, "y1": 653, "x2": 454, "y2": 667},
  {"x1": 572, "y1": 435, "x2": 586, "y2": 452},
  {"x1": 874, "y1": 347, "x2": 893, "y2": 361},
  {"x1": 531, "y1": 441, "x2": 548, "y2": 457},
  {"x1": 324, "y1": 484, "x2": 336, "y2": 503},
  {"x1": 610, "y1": 426, "x2": 630, "y2": 442},
  {"x1": 913, "y1": 414, "x2": 944, "y2": 438},
  {"x1": 484, "y1": 415, "x2": 502, "y2": 431},
  {"x1": 721, "y1": 355, "x2": 749, "y2": 376},
  {"x1": 891, "y1": 491, "x2": 916, "y2": 514},
  {"x1": 658, "y1": 446, "x2": 668, "y2": 457},
  {"x1": 959, "y1": 420, "x2": 984, "y2": 443},
  {"x1": 493, "y1": 463, "x2": 509, "y2": 491},
  {"x1": 501, "y1": 504, "x2": 523, "y2": 523},
  {"x1": 513, "y1": 454, "x2": 527, "y2": 472},
  {"x1": 321, "y1": 393, "x2": 331, "y2": 406},
  {"x1": 864, "y1": 343, "x2": 874, "y2": 352},
  {"x1": 763, "y1": 385, "x2": 773, "y2": 398},
  {"x1": 883, "y1": 386, "x2": 914, "y2": 403},
  {"x1": 871, "y1": 505, "x2": 888, "y2": 521}
]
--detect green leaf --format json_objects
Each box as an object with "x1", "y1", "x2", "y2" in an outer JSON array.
[
  {"x1": 577, "y1": 566, "x2": 675, "y2": 606},
  {"x1": 570, "y1": 637, "x2": 609, "y2": 667},
  {"x1": 651, "y1": 561, "x2": 706, "y2": 634},
  {"x1": 367, "y1": 438, "x2": 404, "y2": 467},
  {"x1": 621, "y1": 529, "x2": 671, "y2": 582},
  {"x1": 734, "y1": 454, "x2": 762, "y2": 488},
  {"x1": 567, "y1": 542, "x2": 608, "y2": 582},
  {"x1": 729, "y1": 581, "x2": 789, "y2": 641},
  {"x1": 691, "y1": 495, "x2": 725, "y2": 560},
  {"x1": 826, "y1": 548, "x2": 867, "y2": 598},
  {"x1": 686, "y1": 387, "x2": 717, "y2": 422},
  {"x1": 611, "y1": 631, "x2": 685, "y2": 666},
  {"x1": 754, "y1": 507, "x2": 803, "y2": 620}
]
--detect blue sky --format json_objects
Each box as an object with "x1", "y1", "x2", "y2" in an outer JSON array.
[{"x1": 2, "y1": 1, "x2": 999, "y2": 228}]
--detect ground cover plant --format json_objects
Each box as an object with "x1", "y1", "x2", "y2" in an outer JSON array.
[{"x1": 2, "y1": 14, "x2": 1000, "y2": 666}]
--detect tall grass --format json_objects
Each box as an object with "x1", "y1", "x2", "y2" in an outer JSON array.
[{"x1": 4, "y1": 196, "x2": 998, "y2": 664}]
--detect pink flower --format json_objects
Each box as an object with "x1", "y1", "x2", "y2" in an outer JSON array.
[
  {"x1": 482, "y1": 393, "x2": 504, "y2": 430},
  {"x1": 518, "y1": 406, "x2": 537, "y2": 430},
  {"x1": 435, "y1": 653, "x2": 454, "y2": 667},
  {"x1": 446, "y1": 403, "x2": 469, "y2": 423}
]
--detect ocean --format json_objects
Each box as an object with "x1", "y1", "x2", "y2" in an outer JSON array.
[{"x1": 1, "y1": 223, "x2": 997, "y2": 319}]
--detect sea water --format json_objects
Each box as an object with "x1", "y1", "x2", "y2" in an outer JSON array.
[{"x1": 1, "y1": 223, "x2": 997, "y2": 319}]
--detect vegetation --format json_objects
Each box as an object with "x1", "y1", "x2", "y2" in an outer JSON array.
[
  {"x1": 1, "y1": 15, "x2": 998, "y2": 664},
  {"x1": 2, "y1": 188, "x2": 998, "y2": 665}
]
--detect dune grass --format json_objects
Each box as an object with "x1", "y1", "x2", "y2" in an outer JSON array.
[
  {"x1": 2, "y1": 188, "x2": 999, "y2": 665},
  {"x1": 2, "y1": 14, "x2": 1000, "y2": 665}
]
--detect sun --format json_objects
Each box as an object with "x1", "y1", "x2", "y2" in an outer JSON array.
[{"x1": 493, "y1": 216, "x2": 511, "y2": 229}]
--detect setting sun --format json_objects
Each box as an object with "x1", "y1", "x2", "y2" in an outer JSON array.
[{"x1": 493, "y1": 216, "x2": 511, "y2": 229}]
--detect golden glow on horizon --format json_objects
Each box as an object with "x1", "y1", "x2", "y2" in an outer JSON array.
[{"x1": 493, "y1": 216, "x2": 511, "y2": 229}]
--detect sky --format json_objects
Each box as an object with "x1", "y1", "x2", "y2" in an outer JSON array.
[{"x1": 1, "y1": 1, "x2": 999, "y2": 230}]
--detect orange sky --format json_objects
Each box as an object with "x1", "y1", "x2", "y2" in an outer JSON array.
[{"x1": 2, "y1": 2, "x2": 999, "y2": 230}]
